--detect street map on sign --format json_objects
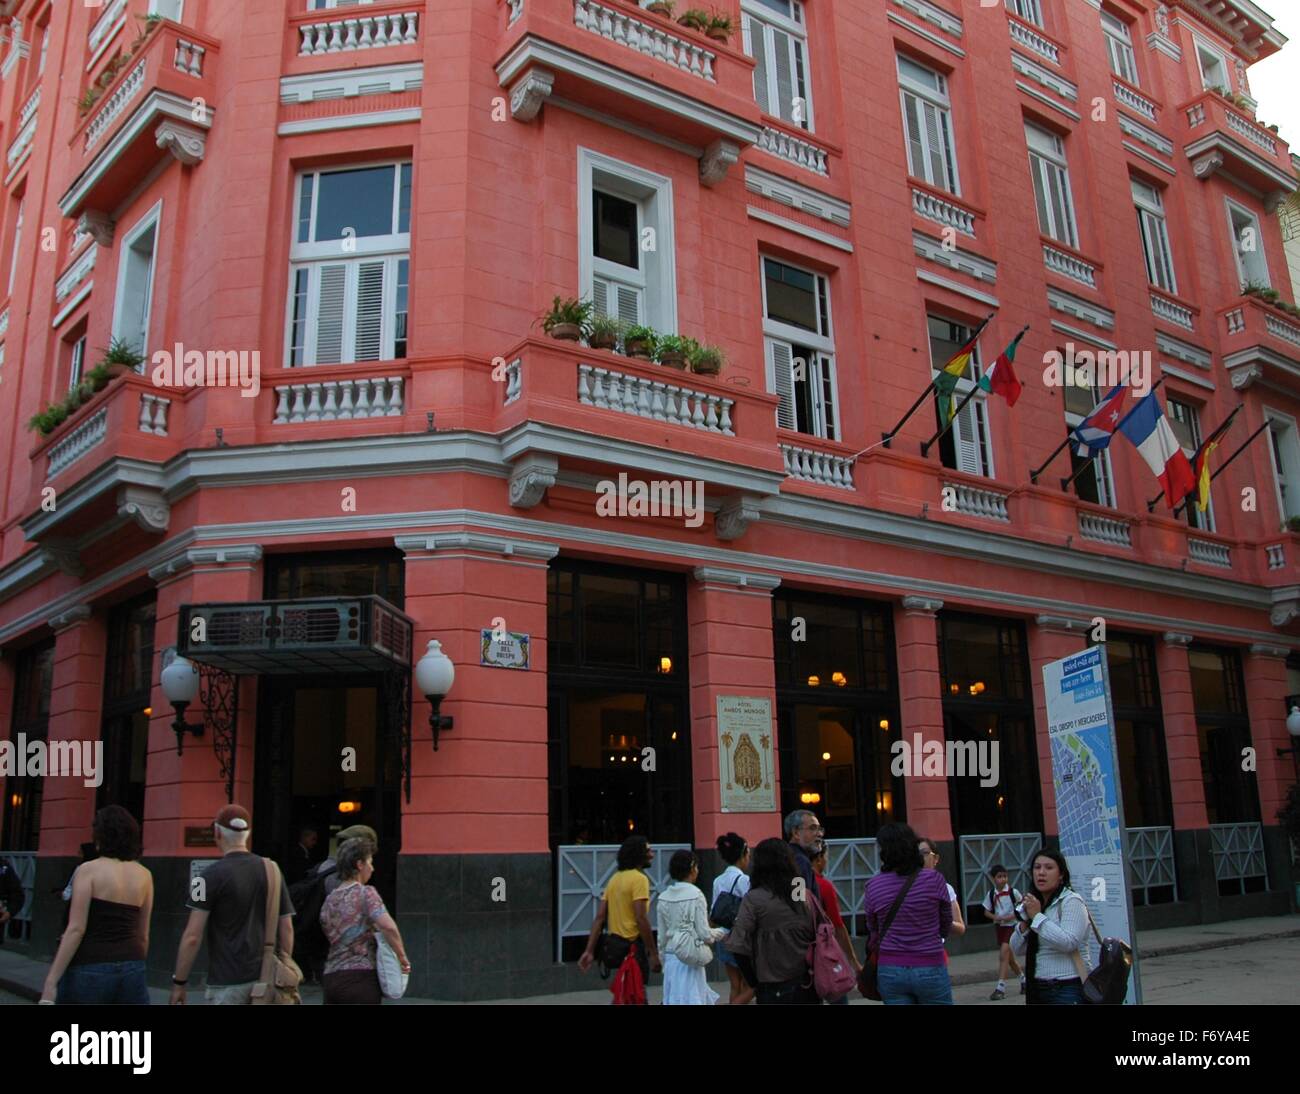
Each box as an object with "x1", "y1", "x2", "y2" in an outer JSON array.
[{"x1": 1052, "y1": 726, "x2": 1121, "y2": 856}]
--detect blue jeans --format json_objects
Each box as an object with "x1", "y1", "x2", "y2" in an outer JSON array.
[
  {"x1": 877, "y1": 963, "x2": 953, "y2": 1005},
  {"x1": 1032, "y1": 978, "x2": 1084, "y2": 1005},
  {"x1": 57, "y1": 960, "x2": 150, "y2": 1004}
]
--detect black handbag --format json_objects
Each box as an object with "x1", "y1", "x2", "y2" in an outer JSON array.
[
  {"x1": 1080, "y1": 911, "x2": 1133, "y2": 1005},
  {"x1": 710, "y1": 873, "x2": 744, "y2": 929}
]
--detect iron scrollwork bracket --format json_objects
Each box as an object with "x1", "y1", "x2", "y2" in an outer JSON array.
[
  {"x1": 386, "y1": 667, "x2": 413, "y2": 803},
  {"x1": 198, "y1": 665, "x2": 239, "y2": 804}
]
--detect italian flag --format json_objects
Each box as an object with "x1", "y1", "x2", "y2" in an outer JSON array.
[{"x1": 978, "y1": 326, "x2": 1027, "y2": 407}]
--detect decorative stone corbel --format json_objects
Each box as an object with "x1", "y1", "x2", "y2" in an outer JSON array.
[
  {"x1": 715, "y1": 494, "x2": 761, "y2": 541},
  {"x1": 117, "y1": 485, "x2": 171, "y2": 533},
  {"x1": 49, "y1": 604, "x2": 92, "y2": 632},
  {"x1": 699, "y1": 140, "x2": 741, "y2": 187},
  {"x1": 1270, "y1": 601, "x2": 1299, "y2": 628},
  {"x1": 508, "y1": 454, "x2": 558, "y2": 509},
  {"x1": 1229, "y1": 363, "x2": 1262, "y2": 390},
  {"x1": 510, "y1": 68, "x2": 554, "y2": 122},
  {"x1": 1035, "y1": 614, "x2": 1094, "y2": 634},
  {"x1": 155, "y1": 119, "x2": 207, "y2": 166},
  {"x1": 1162, "y1": 631, "x2": 1194, "y2": 646},
  {"x1": 1191, "y1": 151, "x2": 1224, "y2": 180},
  {"x1": 40, "y1": 539, "x2": 85, "y2": 577},
  {"x1": 78, "y1": 210, "x2": 115, "y2": 248},
  {"x1": 1264, "y1": 191, "x2": 1286, "y2": 216},
  {"x1": 901, "y1": 595, "x2": 944, "y2": 615}
]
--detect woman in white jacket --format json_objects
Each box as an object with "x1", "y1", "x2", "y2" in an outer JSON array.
[
  {"x1": 657, "y1": 850, "x2": 728, "y2": 1005},
  {"x1": 1010, "y1": 849, "x2": 1094, "y2": 1005}
]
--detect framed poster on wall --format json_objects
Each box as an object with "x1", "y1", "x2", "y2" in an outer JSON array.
[{"x1": 717, "y1": 695, "x2": 776, "y2": 812}]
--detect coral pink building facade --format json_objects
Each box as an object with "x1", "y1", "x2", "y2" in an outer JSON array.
[{"x1": 0, "y1": 0, "x2": 1297, "y2": 997}]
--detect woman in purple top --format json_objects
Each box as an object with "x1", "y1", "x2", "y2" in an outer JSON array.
[{"x1": 863, "y1": 823, "x2": 953, "y2": 1005}]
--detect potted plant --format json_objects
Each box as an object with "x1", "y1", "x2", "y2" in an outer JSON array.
[
  {"x1": 101, "y1": 336, "x2": 145, "y2": 376},
  {"x1": 86, "y1": 363, "x2": 112, "y2": 393},
  {"x1": 677, "y1": 8, "x2": 710, "y2": 33},
  {"x1": 689, "y1": 342, "x2": 724, "y2": 376},
  {"x1": 623, "y1": 324, "x2": 657, "y2": 359},
  {"x1": 656, "y1": 333, "x2": 691, "y2": 369},
  {"x1": 540, "y1": 296, "x2": 593, "y2": 342},
  {"x1": 588, "y1": 313, "x2": 624, "y2": 351},
  {"x1": 646, "y1": 1, "x2": 675, "y2": 17},
  {"x1": 706, "y1": 12, "x2": 733, "y2": 42}
]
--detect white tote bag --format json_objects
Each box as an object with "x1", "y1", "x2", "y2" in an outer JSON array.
[{"x1": 375, "y1": 934, "x2": 408, "y2": 999}]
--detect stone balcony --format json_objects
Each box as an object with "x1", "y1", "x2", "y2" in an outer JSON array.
[
  {"x1": 1181, "y1": 90, "x2": 1297, "y2": 210},
  {"x1": 58, "y1": 19, "x2": 220, "y2": 230},
  {"x1": 495, "y1": 0, "x2": 761, "y2": 186},
  {"x1": 1220, "y1": 296, "x2": 1300, "y2": 392}
]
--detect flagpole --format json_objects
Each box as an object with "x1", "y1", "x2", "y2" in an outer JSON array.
[
  {"x1": 1059, "y1": 454, "x2": 1096, "y2": 492},
  {"x1": 920, "y1": 379, "x2": 982, "y2": 458},
  {"x1": 880, "y1": 377, "x2": 937, "y2": 449},
  {"x1": 1147, "y1": 404, "x2": 1243, "y2": 513},
  {"x1": 1029, "y1": 436, "x2": 1071, "y2": 484},
  {"x1": 1171, "y1": 418, "x2": 1270, "y2": 519}
]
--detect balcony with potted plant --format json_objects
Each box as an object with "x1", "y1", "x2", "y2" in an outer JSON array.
[
  {"x1": 1220, "y1": 285, "x2": 1300, "y2": 393},
  {"x1": 1180, "y1": 87, "x2": 1296, "y2": 209}
]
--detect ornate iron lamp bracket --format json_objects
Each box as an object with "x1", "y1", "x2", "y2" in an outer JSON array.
[{"x1": 198, "y1": 665, "x2": 239, "y2": 804}]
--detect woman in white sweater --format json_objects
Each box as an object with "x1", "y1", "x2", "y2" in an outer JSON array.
[
  {"x1": 1010, "y1": 849, "x2": 1094, "y2": 1004},
  {"x1": 657, "y1": 850, "x2": 728, "y2": 1005}
]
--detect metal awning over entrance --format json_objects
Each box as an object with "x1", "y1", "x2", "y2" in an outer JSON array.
[{"x1": 177, "y1": 596, "x2": 414, "y2": 674}]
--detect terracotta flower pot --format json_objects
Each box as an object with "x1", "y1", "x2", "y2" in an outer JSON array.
[
  {"x1": 706, "y1": 27, "x2": 730, "y2": 42},
  {"x1": 625, "y1": 340, "x2": 653, "y2": 359},
  {"x1": 548, "y1": 323, "x2": 583, "y2": 342},
  {"x1": 589, "y1": 333, "x2": 619, "y2": 351},
  {"x1": 692, "y1": 358, "x2": 721, "y2": 376},
  {"x1": 659, "y1": 351, "x2": 688, "y2": 369},
  {"x1": 647, "y1": 2, "x2": 673, "y2": 15}
]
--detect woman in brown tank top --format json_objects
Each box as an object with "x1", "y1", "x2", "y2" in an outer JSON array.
[{"x1": 40, "y1": 805, "x2": 154, "y2": 1004}]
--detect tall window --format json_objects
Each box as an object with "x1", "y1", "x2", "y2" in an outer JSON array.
[
  {"x1": 6, "y1": 197, "x2": 25, "y2": 300},
  {"x1": 1102, "y1": 10, "x2": 1139, "y2": 85},
  {"x1": 762, "y1": 257, "x2": 838, "y2": 440},
  {"x1": 1133, "y1": 179, "x2": 1176, "y2": 293},
  {"x1": 148, "y1": 0, "x2": 185, "y2": 19},
  {"x1": 1195, "y1": 40, "x2": 1229, "y2": 91},
  {"x1": 1006, "y1": 0, "x2": 1043, "y2": 27},
  {"x1": 1168, "y1": 398, "x2": 1214, "y2": 532},
  {"x1": 1107, "y1": 636, "x2": 1172, "y2": 856},
  {"x1": 741, "y1": 0, "x2": 812, "y2": 130},
  {"x1": 67, "y1": 334, "x2": 87, "y2": 391},
  {"x1": 99, "y1": 597, "x2": 156, "y2": 827},
  {"x1": 1026, "y1": 123, "x2": 1078, "y2": 247},
  {"x1": 112, "y1": 203, "x2": 160, "y2": 358},
  {"x1": 1064, "y1": 371, "x2": 1116, "y2": 507},
  {"x1": 1267, "y1": 414, "x2": 1300, "y2": 524},
  {"x1": 929, "y1": 315, "x2": 993, "y2": 477},
  {"x1": 897, "y1": 56, "x2": 959, "y2": 195},
  {"x1": 2, "y1": 641, "x2": 55, "y2": 853},
  {"x1": 1226, "y1": 202, "x2": 1269, "y2": 289},
  {"x1": 1190, "y1": 647, "x2": 1261, "y2": 850},
  {"x1": 579, "y1": 151, "x2": 675, "y2": 334},
  {"x1": 288, "y1": 164, "x2": 411, "y2": 366}
]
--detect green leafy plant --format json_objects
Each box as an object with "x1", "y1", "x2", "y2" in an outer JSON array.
[
  {"x1": 87, "y1": 363, "x2": 112, "y2": 392},
  {"x1": 101, "y1": 336, "x2": 146, "y2": 369},
  {"x1": 655, "y1": 333, "x2": 693, "y2": 367},
  {"x1": 622, "y1": 324, "x2": 657, "y2": 357},
  {"x1": 540, "y1": 295, "x2": 593, "y2": 337},
  {"x1": 688, "y1": 342, "x2": 724, "y2": 375},
  {"x1": 707, "y1": 12, "x2": 734, "y2": 35},
  {"x1": 1241, "y1": 281, "x2": 1269, "y2": 299},
  {"x1": 588, "y1": 313, "x2": 624, "y2": 348},
  {"x1": 678, "y1": 9, "x2": 710, "y2": 31},
  {"x1": 75, "y1": 85, "x2": 102, "y2": 115}
]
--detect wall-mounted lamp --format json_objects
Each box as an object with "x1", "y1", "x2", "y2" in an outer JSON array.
[
  {"x1": 415, "y1": 639, "x2": 455, "y2": 751},
  {"x1": 160, "y1": 648, "x2": 203, "y2": 756}
]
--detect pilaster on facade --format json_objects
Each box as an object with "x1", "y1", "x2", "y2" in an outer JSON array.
[
  {"x1": 900, "y1": 595, "x2": 943, "y2": 616},
  {"x1": 48, "y1": 605, "x2": 92, "y2": 633},
  {"x1": 1163, "y1": 631, "x2": 1195, "y2": 646}
]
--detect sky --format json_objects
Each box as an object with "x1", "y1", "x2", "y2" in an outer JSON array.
[{"x1": 1244, "y1": 9, "x2": 1300, "y2": 151}]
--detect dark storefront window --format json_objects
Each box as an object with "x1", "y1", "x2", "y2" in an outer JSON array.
[
  {"x1": 773, "y1": 593, "x2": 902, "y2": 838},
  {"x1": 938, "y1": 614, "x2": 1041, "y2": 836},
  {"x1": 99, "y1": 596, "x2": 156, "y2": 826},
  {"x1": 265, "y1": 550, "x2": 403, "y2": 604},
  {"x1": 2, "y1": 641, "x2": 55, "y2": 851},
  {"x1": 1190, "y1": 646, "x2": 1261, "y2": 838},
  {"x1": 547, "y1": 563, "x2": 691, "y2": 848}
]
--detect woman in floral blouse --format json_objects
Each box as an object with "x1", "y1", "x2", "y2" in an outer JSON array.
[{"x1": 319, "y1": 837, "x2": 411, "y2": 1004}]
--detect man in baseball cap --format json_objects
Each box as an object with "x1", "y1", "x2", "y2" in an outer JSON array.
[{"x1": 170, "y1": 804, "x2": 295, "y2": 1004}]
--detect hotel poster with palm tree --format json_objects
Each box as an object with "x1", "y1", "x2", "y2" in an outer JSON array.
[{"x1": 718, "y1": 696, "x2": 776, "y2": 812}]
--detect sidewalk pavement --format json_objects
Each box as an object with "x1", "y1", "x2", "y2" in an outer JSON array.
[{"x1": 4, "y1": 914, "x2": 1297, "y2": 1005}]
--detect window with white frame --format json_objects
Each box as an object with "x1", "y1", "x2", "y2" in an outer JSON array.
[
  {"x1": 1026, "y1": 122, "x2": 1078, "y2": 248},
  {"x1": 68, "y1": 335, "x2": 87, "y2": 390},
  {"x1": 1006, "y1": 0, "x2": 1043, "y2": 27},
  {"x1": 6, "y1": 197, "x2": 24, "y2": 299},
  {"x1": 1102, "y1": 10, "x2": 1138, "y2": 85},
  {"x1": 148, "y1": 0, "x2": 185, "y2": 20},
  {"x1": 762, "y1": 257, "x2": 838, "y2": 440},
  {"x1": 287, "y1": 163, "x2": 411, "y2": 366},
  {"x1": 1267, "y1": 414, "x2": 1300, "y2": 524},
  {"x1": 1168, "y1": 397, "x2": 1214, "y2": 531},
  {"x1": 1063, "y1": 371, "x2": 1117, "y2": 507},
  {"x1": 741, "y1": 0, "x2": 812, "y2": 130},
  {"x1": 1195, "y1": 40, "x2": 1229, "y2": 92},
  {"x1": 112, "y1": 203, "x2": 160, "y2": 359},
  {"x1": 1226, "y1": 201, "x2": 1269, "y2": 289},
  {"x1": 928, "y1": 315, "x2": 993, "y2": 478},
  {"x1": 579, "y1": 150, "x2": 676, "y2": 335},
  {"x1": 898, "y1": 56, "x2": 960, "y2": 195},
  {"x1": 1133, "y1": 179, "x2": 1176, "y2": 293}
]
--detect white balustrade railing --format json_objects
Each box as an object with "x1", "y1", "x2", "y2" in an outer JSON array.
[
  {"x1": 55, "y1": 244, "x2": 97, "y2": 304},
  {"x1": 85, "y1": 59, "x2": 147, "y2": 151},
  {"x1": 1264, "y1": 312, "x2": 1300, "y2": 346},
  {"x1": 1008, "y1": 18, "x2": 1059, "y2": 64},
  {"x1": 6, "y1": 108, "x2": 37, "y2": 169},
  {"x1": 1043, "y1": 244, "x2": 1096, "y2": 288},
  {"x1": 298, "y1": 11, "x2": 420, "y2": 55},
  {"x1": 578, "y1": 363, "x2": 735, "y2": 434},
  {"x1": 573, "y1": 0, "x2": 716, "y2": 81},
  {"x1": 174, "y1": 39, "x2": 206, "y2": 77},
  {"x1": 139, "y1": 393, "x2": 170, "y2": 436},
  {"x1": 1079, "y1": 512, "x2": 1132, "y2": 547},
  {"x1": 503, "y1": 357, "x2": 522, "y2": 405},
  {"x1": 273, "y1": 376, "x2": 406, "y2": 422},
  {"x1": 1150, "y1": 293, "x2": 1193, "y2": 330},
  {"x1": 757, "y1": 126, "x2": 829, "y2": 175},
  {"x1": 1267, "y1": 543, "x2": 1286, "y2": 570},
  {"x1": 1186, "y1": 103, "x2": 1206, "y2": 126},
  {"x1": 1225, "y1": 109, "x2": 1277, "y2": 154},
  {"x1": 944, "y1": 481, "x2": 1010, "y2": 521},
  {"x1": 0, "y1": 307, "x2": 8, "y2": 336},
  {"x1": 1112, "y1": 79, "x2": 1156, "y2": 121},
  {"x1": 1225, "y1": 307, "x2": 1246, "y2": 334},
  {"x1": 1188, "y1": 537, "x2": 1231, "y2": 568},
  {"x1": 18, "y1": 85, "x2": 40, "y2": 129},
  {"x1": 781, "y1": 443, "x2": 855, "y2": 489},
  {"x1": 89, "y1": 0, "x2": 128, "y2": 58},
  {"x1": 47, "y1": 408, "x2": 109, "y2": 478},
  {"x1": 912, "y1": 187, "x2": 976, "y2": 236}
]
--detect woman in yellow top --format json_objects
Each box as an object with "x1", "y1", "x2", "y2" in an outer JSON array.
[{"x1": 578, "y1": 835, "x2": 661, "y2": 993}]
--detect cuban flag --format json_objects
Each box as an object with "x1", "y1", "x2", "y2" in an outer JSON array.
[
  {"x1": 1070, "y1": 383, "x2": 1128, "y2": 458},
  {"x1": 1116, "y1": 391, "x2": 1197, "y2": 508}
]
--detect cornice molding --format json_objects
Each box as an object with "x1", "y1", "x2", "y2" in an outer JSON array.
[
  {"x1": 395, "y1": 533, "x2": 559, "y2": 561},
  {"x1": 692, "y1": 567, "x2": 782, "y2": 591},
  {"x1": 147, "y1": 545, "x2": 263, "y2": 583},
  {"x1": 49, "y1": 605, "x2": 91, "y2": 633}
]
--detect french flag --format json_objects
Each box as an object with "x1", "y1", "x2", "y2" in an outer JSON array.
[
  {"x1": 1070, "y1": 384, "x2": 1129, "y2": 457},
  {"x1": 1117, "y1": 391, "x2": 1197, "y2": 509}
]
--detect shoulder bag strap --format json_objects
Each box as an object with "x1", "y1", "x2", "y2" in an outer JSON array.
[
  {"x1": 261, "y1": 858, "x2": 280, "y2": 966},
  {"x1": 875, "y1": 871, "x2": 919, "y2": 951}
]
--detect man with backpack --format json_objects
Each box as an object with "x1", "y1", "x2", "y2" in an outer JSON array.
[{"x1": 288, "y1": 824, "x2": 378, "y2": 983}]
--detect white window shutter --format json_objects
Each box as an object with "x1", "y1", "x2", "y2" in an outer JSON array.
[
  {"x1": 766, "y1": 338, "x2": 796, "y2": 430},
  {"x1": 592, "y1": 277, "x2": 610, "y2": 318},
  {"x1": 817, "y1": 355, "x2": 838, "y2": 440},
  {"x1": 615, "y1": 284, "x2": 641, "y2": 327},
  {"x1": 594, "y1": 274, "x2": 642, "y2": 327},
  {"x1": 746, "y1": 16, "x2": 771, "y2": 115},
  {"x1": 953, "y1": 395, "x2": 982, "y2": 475},
  {"x1": 354, "y1": 260, "x2": 386, "y2": 361},
  {"x1": 315, "y1": 263, "x2": 347, "y2": 364}
]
